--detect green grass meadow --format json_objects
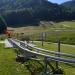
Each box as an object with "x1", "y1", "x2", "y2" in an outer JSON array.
[
  {"x1": 0, "y1": 41, "x2": 75, "y2": 75},
  {"x1": 12, "y1": 21, "x2": 75, "y2": 45},
  {"x1": 33, "y1": 41, "x2": 75, "y2": 75},
  {"x1": 0, "y1": 43, "x2": 30, "y2": 75},
  {"x1": 0, "y1": 21, "x2": 75, "y2": 75}
]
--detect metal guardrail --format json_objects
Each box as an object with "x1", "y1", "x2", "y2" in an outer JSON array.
[
  {"x1": 8, "y1": 38, "x2": 75, "y2": 63},
  {"x1": 11, "y1": 38, "x2": 75, "y2": 58}
]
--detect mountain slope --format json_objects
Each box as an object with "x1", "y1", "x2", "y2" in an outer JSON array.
[
  {"x1": 0, "y1": 16, "x2": 7, "y2": 33},
  {"x1": 61, "y1": 0, "x2": 75, "y2": 12},
  {"x1": 0, "y1": 0, "x2": 53, "y2": 13},
  {"x1": 0, "y1": 0, "x2": 74, "y2": 27}
]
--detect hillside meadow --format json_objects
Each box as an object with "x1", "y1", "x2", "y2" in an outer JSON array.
[
  {"x1": 0, "y1": 21, "x2": 74, "y2": 75},
  {"x1": 8, "y1": 21, "x2": 75, "y2": 45}
]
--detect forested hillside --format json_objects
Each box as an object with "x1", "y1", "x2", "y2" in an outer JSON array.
[
  {"x1": 0, "y1": 0, "x2": 75, "y2": 27},
  {"x1": 61, "y1": 0, "x2": 75, "y2": 12},
  {"x1": 0, "y1": 16, "x2": 7, "y2": 33}
]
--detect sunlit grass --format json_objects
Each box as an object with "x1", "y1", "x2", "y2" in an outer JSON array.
[
  {"x1": 8, "y1": 21, "x2": 75, "y2": 33},
  {"x1": 0, "y1": 44, "x2": 29, "y2": 75},
  {"x1": 34, "y1": 41, "x2": 75, "y2": 75}
]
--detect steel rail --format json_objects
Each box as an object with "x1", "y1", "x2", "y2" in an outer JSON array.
[
  {"x1": 8, "y1": 38, "x2": 75, "y2": 63},
  {"x1": 11, "y1": 38, "x2": 75, "y2": 58}
]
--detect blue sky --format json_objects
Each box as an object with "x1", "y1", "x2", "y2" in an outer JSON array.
[{"x1": 48, "y1": 0, "x2": 71, "y2": 4}]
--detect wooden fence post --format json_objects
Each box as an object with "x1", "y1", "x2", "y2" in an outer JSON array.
[{"x1": 56, "y1": 40, "x2": 61, "y2": 69}]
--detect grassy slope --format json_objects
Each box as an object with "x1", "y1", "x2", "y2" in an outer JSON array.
[
  {"x1": 4, "y1": 21, "x2": 75, "y2": 75},
  {"x1": 8, "y1": 21, "x2": 75, "y2": 45},
  {"x1": 56, "y1": 21, "x2": 75, "y2": 28},
  {"x1": 8, "y1": 26, "x2": 50, "y2": 34},
  {"x1": 0, "y1": 43, "x2": 29, "y2": 75},
  {"x1": 34, "y1": 41, "x2": 75, "y2": 75},
  {"x1": 8, "y1": 21, "x2": 75, "y2": 33}
]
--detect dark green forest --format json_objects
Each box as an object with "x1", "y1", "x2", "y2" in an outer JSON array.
[
  {"x1": 0, "y1": 17, "x2": 7, "y2": 33},
  {"x1": 0, "y1": 0, "x2": 75, "y2": 33}
]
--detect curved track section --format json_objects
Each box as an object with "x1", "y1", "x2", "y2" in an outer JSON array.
[{"x1": 8, "y1": 38, "x2": 75, "y2": 63}]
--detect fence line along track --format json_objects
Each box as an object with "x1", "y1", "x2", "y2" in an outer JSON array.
[{"x1": 8, "y1": 38, "x2": 75, "y2": 63}]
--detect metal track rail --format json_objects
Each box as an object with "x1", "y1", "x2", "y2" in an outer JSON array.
[
  {"x1": 12, "y1": 38, "x2": 75, "y2": 58},
  {"x1": 8, "y1": 38, "x2": 75, "y2": 63}
]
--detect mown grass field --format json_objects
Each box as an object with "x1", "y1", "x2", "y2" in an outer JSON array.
[
  {"x1": 0, "y1": 43, "x2": 30, "y2": 75},
  {"x1": 8, "y1": 21, "x2": 75, "y2": 33},
  {"x1": 9, "y1": 21, "x2": 75, "y2": 45},
  {"x1": 56, "y1": 21, "x2": 75, "y2": 28},
  {"x1": 30, "y1": 30, "x2": 75, "y2": 45},
  {"x1": 34, "y1": 41, "x2": 75, "y2": 54}
]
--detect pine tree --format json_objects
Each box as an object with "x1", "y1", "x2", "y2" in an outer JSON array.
[{"x1": 0, "y1": 15, "x2": 7, "y2": 34}]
